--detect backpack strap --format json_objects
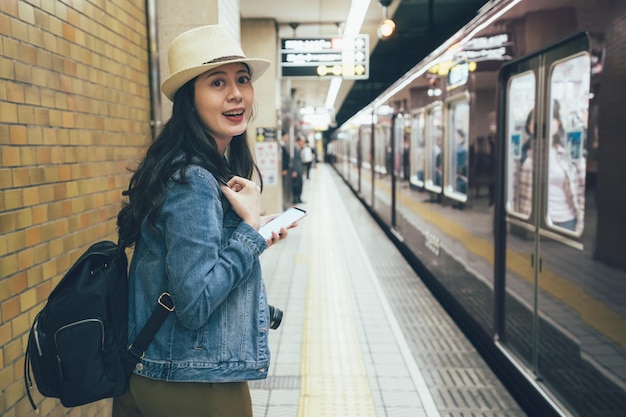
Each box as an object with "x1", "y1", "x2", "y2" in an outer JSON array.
[{"x1": 127, "y1": 292, "x2": 174, "y2": 360}]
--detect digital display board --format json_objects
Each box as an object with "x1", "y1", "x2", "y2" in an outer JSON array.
[{"x1": 280, "y1": 35, "x2": 369, "y2": 79}]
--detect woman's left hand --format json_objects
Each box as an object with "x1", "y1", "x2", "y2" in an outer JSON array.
[{"x1": 261, "y1": 214, "x2": 299, "y2": 247}]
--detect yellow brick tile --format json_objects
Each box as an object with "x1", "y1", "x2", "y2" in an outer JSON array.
[
  {"x1": 0, "y1": 14, "x2": 10, "y2": 37},
  {"x1": 38, "y1": 184, "x2": 54, "y2": 202},
  {"x1": 14, "y1": 208, "x2": 33, "y2": 229},
  {"x1": 44, "y1": 166, "x2": 59, "y2": 183},
  {"x1": 8, "y1": 125, "x2": 26, "y2": 144},
  {"x1": 34, "y1": 107, "x2": 50, "y2": 125},
  {"x1": 11, "y1": 167, "x2": 28, "y2": 187},
  {"x1": 48, "y1": 108, "x2": 62, "y2": 126},
  {"x1": 31, "y1": 15, "x2": 48, "y2": 42},
  {"x1": 62, "y1": 22, "x2": 75, "y2": 42},
  {"x1": 0, "y1": 235, "x2": 7, "y2": 257},
  {"x1": 4, "y1": 337, "x2": 23, "y2": 364},
  {"x1": 0, "y1": 322, "x2": 10, "y2": 347},
  {"x1": 48, "y1": 238, "x2": 63, "y2": 258},
  {"x1": 24, "y1": 227, "x2": 41, "y2": 246},
  {"x1": 3, "y1": 189, "x2": 21, "y2": 210},
  {"x1": 22, "y1": 186, "x2": 39, "y2": 206},
  {"x1": 19, "y1": 288, "x2": 37, "y2": 312},
  {"x1": 17, "y1": 104, "x2": 35, "y2": 124},
  {"x1": 24, "y1": 85, "x2": 40, "y2": 105},
  {"x1": 0, "y1": 125, "x2": 8, "y2": 145},
  {"x1": 65, "y1": 180, "x2": 79, "y2": 197},
  {"x1": 17, "y1": 1, "x2": 35, "y2": 25},
  {"x1": 17, "y1": 247, "x2": 34, "y2": 271},
  {"x1": 0, "y1": 102, "x2": 18, "y2": 123},
  {"x1": 41, "y1": 258, "x2": 58, "y2": 280},
  {"x1": 26, "y1": 264, "x2": 43, "y2": 287},
  {"x1": 26, "y1": 126, "x2": 43, "y2": 145},
  {"x1": 10, "y1": 18, "x2": 28, "y2": 43},
  {"x1": 41, "y1": 127, "x2": 57, "y2": 145},
  {"x1": 0, "y1": 254, "x2": 17, "y2": 278},
  {"x1": 12, "y1": 311, "x2": 30, "y2": 341},
  {"x1": 31, "y1": 205, "x2": 47, "y2": 224},
  {"x1": 4, "y1": 231, "x2": 23, "y2": 254},
  {"x1": 6, "y1": 82, "x2": 24, "y2": 102},
  {"x1": 28, "y1": 167, "x2": 45, "y2": 185},
  {"x1": 42, "y1": 31, "x2": 57, "y2": 53},
  {"x1": 58, "y1": 165, "x2": 71, "y2": 181},
  {"x1": 19, "y1": 147, "x2": 36, "y2": 165},
  {"x1": 1, "y1": 146, "x2": 20, "y2": 166},
  {"x1": 13, "y1": 61, "x2": 32, "y2": 84},
  {"x1": 0, "y1": 211, "x2": 16, "y2": 234},
  {"x1": 40, "y1": 88, "x2": 54, "y2": 107},
  {"x1": 0, "y1": 57, "x2": 15, "y2": 80},
  {"x1": 63, "y1": 111, "x2": 75, "y2": 128},
  {"x1": 52, "y1": 183, "x2": 65, "y2": 200},
  {"x1": 35, "y1": 146, "x2": 51, "y2": 164},
  {"x1": 2, "y1": 36, "x2": 20, "y2": 61}
]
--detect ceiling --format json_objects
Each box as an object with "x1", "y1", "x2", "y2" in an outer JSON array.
[{"x1": 240, "y1": 0, "x2": 489, "y2": 129}]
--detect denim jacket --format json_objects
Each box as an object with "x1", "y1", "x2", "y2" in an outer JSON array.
[{"x1": 128, "y1": 165, "x2": 270, "y2": 382}]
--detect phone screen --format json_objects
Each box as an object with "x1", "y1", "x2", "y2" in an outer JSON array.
[{"x1": 259, "y1": 207, "x2": 307, "y2": 240}]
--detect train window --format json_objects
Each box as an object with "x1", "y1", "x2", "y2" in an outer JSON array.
[
  {"x1": 444, "y1": 95, "x2": 470, "y2": 201},
  {"x1": 410, "y1": 111, "x2": 426, "y2": 187},
  {"x1": 545, "y1": 53, "x2": 590, "y2": 236},
  {"x1": 505, "y1": 71, "x2": 536, "y2": 219},
  {"x1": 424, "y1": 102, "x2": 443, "y2": 193}
]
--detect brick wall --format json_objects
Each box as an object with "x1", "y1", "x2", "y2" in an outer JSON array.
[{"x1": 0, "y1": 1, "x2": 151, "y2": 416}]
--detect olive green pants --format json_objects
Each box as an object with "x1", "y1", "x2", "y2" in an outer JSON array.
[{"x1": 112, "y1": 374, "x2": 253, "y2": 417}]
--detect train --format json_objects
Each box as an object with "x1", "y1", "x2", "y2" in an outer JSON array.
[{"x1": 329, "y1": 0, "x2": 626, "y2": 416}]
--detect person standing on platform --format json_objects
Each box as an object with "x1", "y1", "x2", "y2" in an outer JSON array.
[
  {"x1": 114, "y1": 25, "x2": 292, "y2": 417},
  {"x1": 292, "y1": 136, "x2": 305, "y2": 204},
  {"x1": 301, "y1": 139, "x2": 314, "y2": 179}
]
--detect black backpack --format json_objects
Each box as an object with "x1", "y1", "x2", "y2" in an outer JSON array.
[{"x1": 24, "y1": 240, "x2": 174, "y2": 411}]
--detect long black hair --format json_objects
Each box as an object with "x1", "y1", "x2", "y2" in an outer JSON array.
[{"x1": 117, "y1": 78, "x2": 262, "y2": 247}]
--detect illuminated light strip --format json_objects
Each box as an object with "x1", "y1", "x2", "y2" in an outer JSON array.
[
  {"x1": 324, "y1": 0, "x2": 371, "y2": 110},
  {"x1": 342, "y1": 0, "x2": 524, "y2": 124}
]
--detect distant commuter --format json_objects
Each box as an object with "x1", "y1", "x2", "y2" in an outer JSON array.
[{"x1": 292, "y1": 135, "x2": 306, "y2": 204}]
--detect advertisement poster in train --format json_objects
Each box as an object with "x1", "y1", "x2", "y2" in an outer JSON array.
[
  {"x1": 506, "y1": 71, "x2": 535, "y2": 219},
  {"x1": 545, "y1": 54, "x2": 589, "y2": 235}
]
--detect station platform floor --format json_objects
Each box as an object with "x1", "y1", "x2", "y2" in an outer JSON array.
[{"x1": 250, "y1": 163, "x2": 527, "y2": 417}]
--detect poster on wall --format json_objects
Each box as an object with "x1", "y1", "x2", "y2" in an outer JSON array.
[{"x1": 255, "y1": 141, "x2": 278, "y2": 186}]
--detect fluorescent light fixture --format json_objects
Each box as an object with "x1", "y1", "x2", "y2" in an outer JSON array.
[
  {"x1": 325, "y1": 78, "x2": 342, "y2": 109},
  {"x1": 344, "y1": 0, "x2": 370, "y2": 36},
  {"x1": 325, "y1": 0, "x2": 371, "y2": 110}
]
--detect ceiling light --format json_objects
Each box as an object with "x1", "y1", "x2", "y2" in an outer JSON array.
[
  {"x1": 377, "y1": 0, "x2": 395, "y2": 39},
  {"x1": 378, "y1": 18, "x2": 396, "y2": 39}
]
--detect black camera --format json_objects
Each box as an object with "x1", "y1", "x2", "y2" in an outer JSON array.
[{"x1": 268, "y1": 305, "x2": 283, "y2": 330}]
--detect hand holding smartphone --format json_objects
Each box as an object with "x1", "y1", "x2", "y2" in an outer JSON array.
[{"x1": 259, "y1": 207, "x2": 307, "y2": 240}]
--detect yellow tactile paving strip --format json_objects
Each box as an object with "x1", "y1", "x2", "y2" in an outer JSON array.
[{"x1": 297, "y1": 170, "x2": 377, "y2": 417}]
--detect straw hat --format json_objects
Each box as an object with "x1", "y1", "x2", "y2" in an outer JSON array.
[{"x1": 161, "y1": 25, "x2": 271, "y2": 101}]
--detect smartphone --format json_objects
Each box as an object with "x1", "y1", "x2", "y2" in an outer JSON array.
[{"x1": 259, "y1": 207, "x2": 307, "y2": 240}]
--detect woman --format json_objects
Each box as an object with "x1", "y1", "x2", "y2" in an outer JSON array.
[{"x1": 114, "y1": 25, "x2": 288, "y2": 417}]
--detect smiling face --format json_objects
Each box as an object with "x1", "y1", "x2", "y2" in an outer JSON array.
[{"x1": 194, "y1": 62, "x2": 254, "y2": 153}]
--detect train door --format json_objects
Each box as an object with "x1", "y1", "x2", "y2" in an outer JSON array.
[
  {"x1": 424, "y1": 102, "x2": 443, "y2": 197},
  {"x1": 443, "y1": 93, "x2": 470, "y2": 204},
  {"x1": 410, "y1": 110, "x2": 426, "y2": 188},
  {"x1": 498, "y1": 33, "x2": 590, "y2": 413}
]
